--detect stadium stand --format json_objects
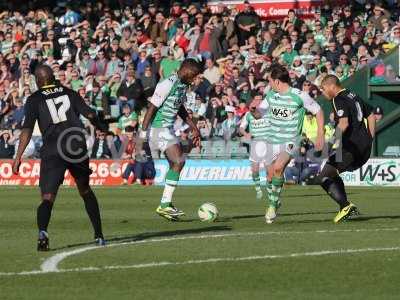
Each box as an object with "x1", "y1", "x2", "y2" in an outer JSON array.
[{"x1": 0, "y1": 1, "x2": 399, "y2": 161}]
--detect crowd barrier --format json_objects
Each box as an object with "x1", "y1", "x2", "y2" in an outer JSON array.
[{"x1": 0, "y1": 158, "x2": 398, "y2": 187}]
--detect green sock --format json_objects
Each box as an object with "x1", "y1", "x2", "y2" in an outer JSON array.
[
  {"x1": 252, "y1": 173, "x2": 261, "y2": 192},
  {"x1": 270, "y1": 177, "x2": 284, "y2": 208},
  {"x1": 266, "y1": 181, "x2": 273, "y2": 203},
  {"x1": 161, "y1": 169, "x2": 180, "y2": 208}
]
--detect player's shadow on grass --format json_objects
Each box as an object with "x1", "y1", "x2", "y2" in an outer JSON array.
[
  {"x1": 284, "y1": 193, "x2": 357, "y2": 198},
  {"x1": 347, "y1": 215, "x2": 400, "y2": 222},
  {"x1": 50, "y1": 225, "x2": 232, "y2": 251},
  {"x1": 217, "y1": 211, "x2": 337, "y2": 222}
]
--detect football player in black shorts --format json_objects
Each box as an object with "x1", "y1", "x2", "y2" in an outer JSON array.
[
  {"x1": 319, "y1": 75, "x2": 376, "y2": 223},
  {"x1": 12, "y1": 65, "x2": 106, "y2": 251}
]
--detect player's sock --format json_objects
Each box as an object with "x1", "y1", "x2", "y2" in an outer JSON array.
[
  {"x1": 321, "y1": 175, "x2": 350, "y2": 209},
  {"x1": 82, "y1": 190, "x2": 103, "y2": 239},
  {"x1": 161, "y1": 169, "x2": 180, "y2": 208},
  {"x1": 252, "y1": 173, "x2": 262, "y2": 193},
  {"x1": 266, "y1": 181, "x2": 273, "y2": 203},
  {"x1": 37, "y1": 200, "x2": 53, "y2": 232},
  {"x1": 270, "y1": 176, "x2": 284, "y2": 208}
]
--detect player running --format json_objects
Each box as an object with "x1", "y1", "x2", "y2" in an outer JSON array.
[
  {"x1": 239, "y1": 99, "x2": 270, "y2": 200},
  {"x1": 259, "y1": 65, "x2": 325, "y2": 223},
  {"x1": 319, "y1": 75, "x2": 375, "y2": 222},
  {"x1": 12, "y1": 65, "x2": 106, "y2": 251},
  {"x1": 137, "y1": 58, "x2": 202, "y2": 221}
]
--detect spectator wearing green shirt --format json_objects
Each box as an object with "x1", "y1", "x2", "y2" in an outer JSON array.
[
  {"x1": 108, "y1": 73, "x2": 122, "y2": 101},
  {"x1": 117, "y1": 105, "x2": 138, "y2": 135},
  {"x1": 159, "y1": 51, "x2": 181, "y2": 79},
  {"x1": 281, "y1": 44, "x2": 298, "y2": 66},
  {"x1": 70, "y1": 70, "x2": 83, "y2": 91}
]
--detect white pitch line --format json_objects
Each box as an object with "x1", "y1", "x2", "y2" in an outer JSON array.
[
  {"x1": 1, "y1": 246, "x2": 400, "y2": 277},
  {"x1": 40, "y1": 227, "x2": 399, "y2": 273}
]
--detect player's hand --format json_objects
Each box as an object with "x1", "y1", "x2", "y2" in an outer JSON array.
[
  {"x1": 192, "y1": 128, "x2": 201, "y2": 148},
  {"x1": 12, "y1": 158, "x2": 21, "y2": 175},
  {"x1": 315, "y1": 134, "x2": 325, "y2": 152}
]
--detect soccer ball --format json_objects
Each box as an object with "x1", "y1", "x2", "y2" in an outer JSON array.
[{"x1": 198, "y1": 203, "x2": 219, "y2": 222}]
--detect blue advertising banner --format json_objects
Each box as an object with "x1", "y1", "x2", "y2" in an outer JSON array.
[{"x1": 154, "y1": 160, "x2": 256, "y2": 185}]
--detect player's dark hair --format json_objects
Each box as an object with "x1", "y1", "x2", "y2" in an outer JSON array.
[
  {"x1": 321, "y1": 74, "x2": 341, "y2": 87},
  {"x1": 178, "y1": 58, "x2": 204, "y2": 84},
  {"x1": 270, "y1": 64, "x2": 290, "y2": 84},
  {"x1": 34, "y1": 64, "x2": 56, "y2": 88}
]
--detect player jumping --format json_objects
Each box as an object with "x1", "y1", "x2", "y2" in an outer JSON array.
[
  {"x1": 319, "y1": 75, "x2": 375, "y2": 222},
  {"x1": 259, "y1": 65, "x2": 325, "y2": 223},
  {"x1": 137, "y1": 58, "x2": 202, "y2": 221},
  {"x1": 12, "y1": 65, "x2": 106, "y2": 251}
]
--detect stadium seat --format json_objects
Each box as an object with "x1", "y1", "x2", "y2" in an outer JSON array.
[{"x1": 382, "y1": 146, "x2": 400, "y2": 157}]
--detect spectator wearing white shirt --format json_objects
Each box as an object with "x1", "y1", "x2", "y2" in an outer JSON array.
[{"x1": 203, "y1": 58, "x2": 221, "y2": 85}]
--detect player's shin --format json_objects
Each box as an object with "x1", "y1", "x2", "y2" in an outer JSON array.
[
  {"x1": 37, "y1": 200, "x2": 54, "y2": 233},
  {"x1": 252, "y1": 172, "x2": 262, "y2": 198},
  {"x1": 266, "y1": 180, "x2": 273, "y2": 203},
  {"x1": 82, "y1": 189, "x2": 104, "y2": 239},
  {"x1": 161, "y1": 169, "x2": 180, "y2": 208},
  {"x1": 321, "y1": 176, "x2": 350, "y2": 209},
  {"x1": 318, "y1": 164, "x2": 350, "y2": 209},
  {"x1": 270, "y1": 176, "x2": 284, "y2": 208}
]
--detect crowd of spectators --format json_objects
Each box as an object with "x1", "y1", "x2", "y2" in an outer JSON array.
[{"x1": 0, "y1": 0, "x2": 399, "y2": 159}]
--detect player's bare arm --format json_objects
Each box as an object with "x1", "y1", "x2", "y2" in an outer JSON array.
[
  {"x1": 367, "y1": 113, "x2": 376, "y2": 138},
  {"x1": 178, "y1": 105, "x2": 200, "y2": 147},
  {"x1": 314, "y1": 108, "x2": 325, "y2": 151},
  {"x1": 136, "y1": 102, "x2": 158, "y2": 153},
  {"x1": 141, "y1": 103, "x2": 158, "y2": 132},
  {"x1": 12, "y1": 128, "x2": 33, "y2": 174},
  {"x1": 336, "y1": 117, "x2": 349, "y2": 134}
]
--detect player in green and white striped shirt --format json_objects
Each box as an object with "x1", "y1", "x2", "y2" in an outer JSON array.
[
  {"x1": 138, "y1": 59, "x2": 203, "y2": 221},
  {"x1": 240, "y1": 98, "x2": 270, "y2": 200},
  {"x1": 259, "y1": 65, "x2": 325, "y2": 223}
]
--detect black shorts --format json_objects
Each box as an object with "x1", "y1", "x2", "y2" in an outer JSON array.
[
  {"x1": 40, "y1": 156, "x2": 92, "y2": 194},
  {"x1": 327, "y1": 146, "x2": 371, "y2": 174}
]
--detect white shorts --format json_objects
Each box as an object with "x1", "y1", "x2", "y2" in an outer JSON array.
[
  {"x1": 249, "y1": 140, "x2": 298, "y2": 165},
  {"x1": 149, "y1": 127, "x2": 179, "y2": 153}
]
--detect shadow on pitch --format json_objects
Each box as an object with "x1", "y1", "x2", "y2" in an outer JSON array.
[
  {"x1": 216, "y1": 211, "x2": 337, "y2": 222},
  {"x1": 50, "y1": 225, "x2": 232, "y2": 251},
  {"x1": 284, "y1": 192, "x2": 356, "y2": 198},
  {"x1": 347, "y1": 215, "x2": 400, "y2": 222}
]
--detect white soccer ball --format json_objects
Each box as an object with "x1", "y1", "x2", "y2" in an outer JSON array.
[{"x1": 198, "y1": 203, "x2": 219, "y2": 222}]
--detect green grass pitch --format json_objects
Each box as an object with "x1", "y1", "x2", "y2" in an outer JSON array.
[{"x1": 0, "y1": 185, "x2": 400, "y2": 300}]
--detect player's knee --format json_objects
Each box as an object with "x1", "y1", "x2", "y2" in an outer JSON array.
[
  {"x1": 251, "y1": 165, "x2": 259, "y2": 173},
  {"x1": 42, "y1": 193, "x2": 56, "y2": 203},
  {"x1": 317, "y1": 164, "x2": 338, "y2": 184},
  {"x1": 171, "y1": 162, "x2": 184, "y2": 173},
  {"x1": 77, "y1": 183, "x2": 92, "y2": 197},
  {"x1": 273, "y1": 166, "x2": 284, "y2": 177}
]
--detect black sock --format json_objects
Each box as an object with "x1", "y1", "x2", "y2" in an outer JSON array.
[
  {"x1": 321, "y1": 176, "x2": 350, "y2": 209},
  {"x1": 82, "y1": 190, "x2": 103, "y2": 239},
  {"x1": 37, "y1": 201, "x2": 53, "y2": 233}
]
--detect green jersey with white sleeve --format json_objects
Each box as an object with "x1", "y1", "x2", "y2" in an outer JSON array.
[{"x1": 150, "y1": 74, "x2": 188, "y2": 128}]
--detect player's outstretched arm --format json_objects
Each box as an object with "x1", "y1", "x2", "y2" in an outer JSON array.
[{"x1": 12, "y1": 128, "x2": 33, "y2": 174}]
